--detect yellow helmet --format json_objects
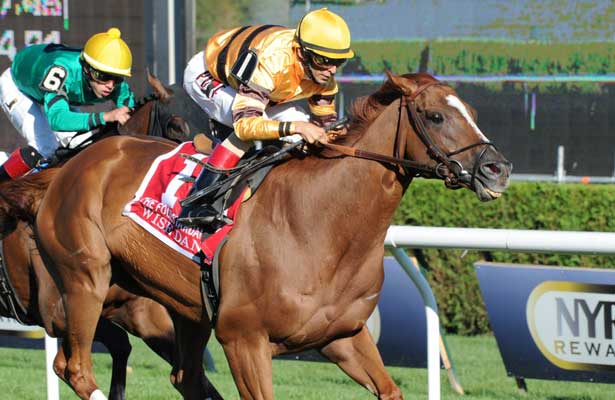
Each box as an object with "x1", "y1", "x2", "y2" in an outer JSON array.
[
  {"x1": 296, "y1": 8, "x2": 354, "y2": 59},
  {"x1": 82, "y1": 28, "x2": 132, "y2": 77}
]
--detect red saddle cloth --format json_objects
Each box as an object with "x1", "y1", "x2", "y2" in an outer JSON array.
[{"x1": 122, "y1": 142, "x2": 242, "y2": 264}]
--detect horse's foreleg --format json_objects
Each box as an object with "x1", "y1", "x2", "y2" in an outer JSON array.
[
  {"x1": 320, "y1": 326, "x2": 403, "y2": 399},
  {"x1": 49, "y1": 258, "x2": 111, "y2": 400},
  {"x1": 94, "y1": 318, "x2": 131, "y2": 400},
  {"x1": 170, "y1": 315, "x2": 222, "y2": 400},
  {"x1": 220, "y1": 333, "x2": 273, "y2": 400},
  {"x1": 52, "y1": 340, "x2": 70, "y2": 386},
  {"x1": 62, "y1": 278, "x2": 110, "y2": 400}
]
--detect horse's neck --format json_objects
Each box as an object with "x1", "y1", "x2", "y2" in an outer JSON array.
[
  {"x1": 119, "y1": 101, "x2": 153, "y2": 135},
  {"x1": 351, "y1": 98, "x2": 402, "y2": 156},
  {"x1": 286, "y1": 100, "x2": 406, "y2": 242}
]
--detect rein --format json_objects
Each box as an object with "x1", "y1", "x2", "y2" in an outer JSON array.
[{"x1": 323, "y1": 80, "x2": 495, "y2": 187}]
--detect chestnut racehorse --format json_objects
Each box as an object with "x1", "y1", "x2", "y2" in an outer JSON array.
[{"x1": 34, "y1": 72, "x2": 511, "y2": 399}]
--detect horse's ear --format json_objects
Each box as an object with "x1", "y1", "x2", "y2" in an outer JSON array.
[
  {"x1": 384, "y1": 69, "x2": 419, "y2": 95},
  {"x1": 147, "y1": 69, "x2": 173, "y2": 101},
  {"x1": 165, "y1": 116, "x2": 191, "y2": 143}
]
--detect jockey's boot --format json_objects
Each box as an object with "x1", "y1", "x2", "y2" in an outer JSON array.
[
  {"x1": 0, "y1": 146, "x2": 43, "y2": 183},
  {"x1": 177, "y1": 144, "x2": 240, "y2": 229}
]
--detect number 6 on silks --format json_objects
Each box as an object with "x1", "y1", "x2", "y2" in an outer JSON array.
[{"x1": 40, "y1": 66, "x2": 67, "y2": 92}]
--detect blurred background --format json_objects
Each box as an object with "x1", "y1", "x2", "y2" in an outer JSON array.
[{"x1": 2, "y1": 0, "x2": 615, "y2": 177}]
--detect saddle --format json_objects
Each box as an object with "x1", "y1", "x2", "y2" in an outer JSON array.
[{"x1": 181, "y1": 140, "x2": 304, "y2": 237}]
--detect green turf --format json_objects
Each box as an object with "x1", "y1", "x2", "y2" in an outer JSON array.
[{"x1": 0, "y1": 334, "x2": 612, "y2": 399}]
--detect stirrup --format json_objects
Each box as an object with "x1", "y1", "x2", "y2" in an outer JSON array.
[{"x1": 176, "y1": 206, "x2": 231, "y2": 230}]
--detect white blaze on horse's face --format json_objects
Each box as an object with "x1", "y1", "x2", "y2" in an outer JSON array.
[{"x1": 445, "y1": 95, "x2": 489, "y2": 142}]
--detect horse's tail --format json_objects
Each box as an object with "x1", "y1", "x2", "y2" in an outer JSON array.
[{"x1": 0, "y1": 169, "x2": 58, "y2": 228}]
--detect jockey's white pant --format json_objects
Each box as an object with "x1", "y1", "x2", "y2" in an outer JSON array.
[
  {"x1": 0, "y1": 68, "x2": 94, "y2": 159},
  {"x1": 183, "y1": 51, "x2": 309, "y2": 132}
]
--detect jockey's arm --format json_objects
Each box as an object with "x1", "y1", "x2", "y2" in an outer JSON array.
[
  {"x1": 231, "y1": 84, "x2": 287, "y2": 141},
  {"x1": 308, "y1": 91, "x2": 338, "y2": 127},
  {"x1": 297, "y1": 86, "x2": 339, "y2": 144},
  {"x1": 231, "y1": 88, "x2": 337, "y2": 144},
  {"x1": 43, "y1": 91, "x2": 106, "y2": 132}
]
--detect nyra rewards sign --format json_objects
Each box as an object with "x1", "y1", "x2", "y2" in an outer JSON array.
[
  {"x1": 527, "y1": 282, "x2": 615, "y2": 371},
  {"x1": 476, "y1": 262, "x2": 615, "y2": 383}
]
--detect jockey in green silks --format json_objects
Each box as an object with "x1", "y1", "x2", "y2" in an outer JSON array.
[{"x1": 0, "y1": 27, "x2": 135, "y2": 181}]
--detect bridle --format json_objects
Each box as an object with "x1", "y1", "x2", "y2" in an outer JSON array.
[{"x1": 323, "y1": 80, "x2": 497, "y2": 188}]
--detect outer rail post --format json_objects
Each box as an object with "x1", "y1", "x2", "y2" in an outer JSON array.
[
  {"x1": 390, "y1": 247, "x2": 440, "y2": 400},
  {"x1": 45, "y1": 334, "x2": 59, "y2": 400}
]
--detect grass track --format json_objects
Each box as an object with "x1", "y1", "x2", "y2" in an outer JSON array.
[{"x1": 0, "y1": 334, "x2": 611, "y2": 399}]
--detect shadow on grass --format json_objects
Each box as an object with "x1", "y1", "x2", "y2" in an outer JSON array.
[{"x1": 547, "y1": 397, "x2": 594, "y2": 400}]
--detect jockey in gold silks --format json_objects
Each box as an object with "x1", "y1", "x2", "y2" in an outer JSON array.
[{"x1": 179, "y1": 8, "x2": 354, "y2": 228}]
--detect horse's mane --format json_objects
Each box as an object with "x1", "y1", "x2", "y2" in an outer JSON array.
[
  {"x1": 133, "y1": 93, "x2": 159, "y2": 109},
  {"x1": 0, "y1": 169, "x2": 59, "y2": 223},
  {"x1": 337, "y1": 73, "x2": 438, "y2": 144}
]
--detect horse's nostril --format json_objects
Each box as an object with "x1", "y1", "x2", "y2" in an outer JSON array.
[{"x1": 484, "y1": 163, "x2": 501, "y2": 175}]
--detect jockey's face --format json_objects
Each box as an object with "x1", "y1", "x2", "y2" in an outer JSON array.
[
  {"x1": 89, "y1": 79, "x2": 116, "y2": 98},
  {"x1": 301, "y1": 49, "x2": 347, "y2": 85},
  {"x1": 85, "y1": 65, "x2": 124, "y2": 98},
  {"x1": 308, "y1": 63, "x2": 338, "y2": 85}
]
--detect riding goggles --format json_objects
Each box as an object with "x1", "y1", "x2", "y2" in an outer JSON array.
[
  {"x1": 88, "y1": 67, "x2": 124, "y2": 84},
  {"x1": 306, "y1": 50, "x2": 347, "y2": 69}
]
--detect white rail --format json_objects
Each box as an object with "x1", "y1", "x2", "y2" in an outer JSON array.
[
  {"x1": 384, "y1": 225, "x2": 615, "y2": 400},
  {"x1": 385, "y1": 225, "x2": 615, "y2": 254}
]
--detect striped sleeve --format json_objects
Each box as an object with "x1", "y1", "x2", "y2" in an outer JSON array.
[
  {"x1": 43, "y1": 92, "x2": 105, "y2": 132},
  {"x1": 231, "y1": 82, "x2": 290, "y2": 140},
  {"x1": 308, "y1": 80, "x2": 338, "y2": 127}
]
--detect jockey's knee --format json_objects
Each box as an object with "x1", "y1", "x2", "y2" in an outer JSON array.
[{"x1": 0, "y1": 145, "x2": 43, "y2": 181}]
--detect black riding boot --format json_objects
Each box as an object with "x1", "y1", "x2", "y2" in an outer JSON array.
[{"x1": 177, "y1": 168, "x2": 225, "y2": 228}]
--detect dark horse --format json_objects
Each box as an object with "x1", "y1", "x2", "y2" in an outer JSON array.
[{"x1": 32, "y1": 71, "x2": 511, "y2": 399}]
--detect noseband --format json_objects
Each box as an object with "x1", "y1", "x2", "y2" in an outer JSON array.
[
  {"x1": 324, "y1": 80, "x2": 496, "y2": 188},
  {"x1": 404, "y1": 81, "x2": 496, "y2": 188}
]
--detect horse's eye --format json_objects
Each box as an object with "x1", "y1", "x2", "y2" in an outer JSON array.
[{"x1": 426, "y1": 111, "x2": 443, "y2": 124}]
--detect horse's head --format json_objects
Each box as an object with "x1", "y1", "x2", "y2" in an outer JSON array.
[
  {"x1": 384, "y1": 70, "x2": 512, "y2": 201},
  {"x1": 118, "y1": 71, "x2": 191, "y2": 142}
]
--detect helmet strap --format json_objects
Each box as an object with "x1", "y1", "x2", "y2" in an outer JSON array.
[
  {"x1": 299, "y1": 47, "x2": 319, "y2": 84},
  {"x1": 80, "y1": 59, "x2": 95, "y2": 82}
]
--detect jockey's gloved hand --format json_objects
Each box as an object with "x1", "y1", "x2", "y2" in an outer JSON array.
[
  {"x1": 324, "y1": 118, "x2": 348, "y2": 141},
  {"x1": 326, "y1": 126, "x2": 347, "y2": 141},
  {"x1": 104, "y1": 106, "x2": 131, "y2": 126},
  {"x1": 293, "y1": 121, "x2": 328, "y2": 145}
]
